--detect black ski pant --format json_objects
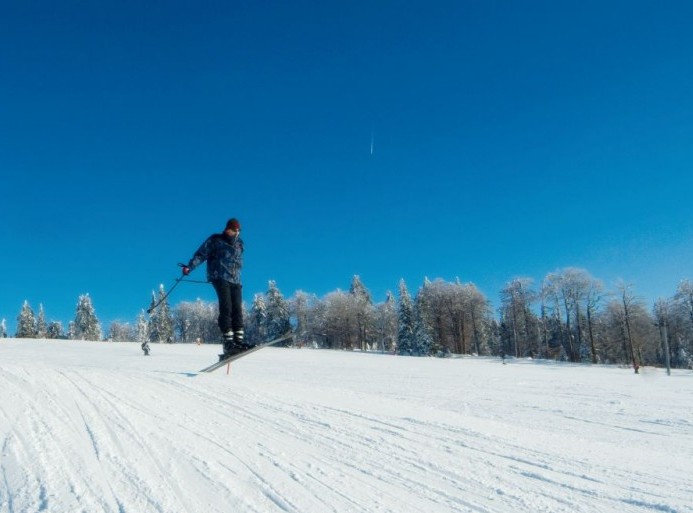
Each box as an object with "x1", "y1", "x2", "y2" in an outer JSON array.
[{"x1": 211, "y1": 280, "x2": 243, "y2": 335}]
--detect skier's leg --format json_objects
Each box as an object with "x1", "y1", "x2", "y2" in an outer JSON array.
[
  {"x1": 212, "y1": 280, "x2": 236, "y2": 357},
  {"x1": 230, "y1": 283, "x2": 245, "y2": 346},
  {"x1": 212, "y1": 280, "x2": 233, "y2": 335}
]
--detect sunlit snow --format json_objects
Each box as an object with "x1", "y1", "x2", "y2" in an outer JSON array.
[{"x1": 1, "y1": 339, "x2": 691, "y2": 513}]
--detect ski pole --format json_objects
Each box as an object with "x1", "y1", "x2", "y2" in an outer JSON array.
[{"x1": 146, "y1": 264, "x2": 187, "y2": 314}]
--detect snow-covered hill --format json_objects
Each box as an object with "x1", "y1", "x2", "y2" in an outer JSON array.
[{"x1": 1, "y1": 339, "x2": 691, "y2": 513}]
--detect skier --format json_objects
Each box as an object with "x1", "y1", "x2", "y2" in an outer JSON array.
[
  {"x1": 141, "y1": 341, "x2": 150, "y2": 356},
  {"x1": 182, "y1": 218, "x2": 250, "y2": 360}
]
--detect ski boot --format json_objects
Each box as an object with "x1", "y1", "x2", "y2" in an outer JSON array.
[{"x1": 218, "y1": 330, "x2": 251, "y2": 361}]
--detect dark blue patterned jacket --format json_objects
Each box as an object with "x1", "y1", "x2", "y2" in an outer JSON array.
[{"x1": 187, "y1": 233, "x2": 243, "y2": 284}]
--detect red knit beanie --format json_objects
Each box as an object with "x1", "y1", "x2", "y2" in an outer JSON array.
[{"x1": 225, "y1": 218, "x2": 241, "y2": 231}]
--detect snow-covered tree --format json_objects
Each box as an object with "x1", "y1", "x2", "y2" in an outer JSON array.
[
  {"x1": 350, "y1": 275, "x2": 372, "y2": 304},
  {"x1": 349, "y1": 275, "x2": 374, "y2": 350},
  {"x1": 412, "y1": 291, "x2": 433, "y2": 356},
  {"x1": 36, "y1": 304, "x2": 47, "y2": 339},
  {"x1": 415, "y1": 278, "x2": 492, "y2": 356},
  {"x1": 290, "y1": 290, "x2": 316, "y2": 347},
  {"x1": 16, "y1": 300, "x2": 37, "y2": 338},
  {"x1": 501, "y1": 277, "x2": 539, "y2": 358},
  {"x1": 72, "y1": 294, "x2": 102, "y2": 341},
  {"x1": 674, "y1": 280, "x2": 693, "y2": 366},
  {"x1": 149, "y1": 284, "x2": 174, "y2": 342},
  {"x1": 108, "y1": 321, "x2": 132, "y2": 342},
  {"x1": 600, "y1": 283, "x2": 657, "y2": 371},
  {"x1": 135, "y1": 311, "x2": 149, "y2": 343},
  {"x1": 46, "y1": 321, "x2": 64, "y2": 339},
  {"x1": 397, "y1": 279, "x2": 414, "y2": 355},
  {"x1": 67, "y1": 321, "x2": 76, "y2": 340},
  {"x1": 246, "y1": 293, "x2": 268, "y2": 345},
  {"x1": 174, "y1": 299, "x2": 217, "y2": 343},
  {"x1": 264, "y1": 281, "x2": 291, "y2": 341},
  {"x1": 674, "y1": 279, "x2": 693, "y2": 329},
  {"x1": 321, "y1": 290, "x2": 357, "y2": 349},
  {"x1": 653, "y1": 298, "x2": 673, "y2": 375},
  {"x1": 306, "y1": 295, "x2": 329, "y2": 348},
  {"x1": 616, "y1": 282, "x2": 657, "y2": 373},
  {"x1": 542, "y1": 269, "x2": 600, "y2": 362},
  {"x1": 1, "y1": 318, "x2": 7, "y2": 338},
  {"x1": 373, "y1": 292, "x2": 397, "y2": 352}
]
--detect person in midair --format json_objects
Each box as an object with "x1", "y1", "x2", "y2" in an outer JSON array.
[{"x1": 182, "y1": 218, "x2": 248, "y2": 360}]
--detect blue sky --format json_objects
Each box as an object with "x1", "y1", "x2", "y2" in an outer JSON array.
[{"x1": 1, "y1": 1, "x2": 692, "y2": 333}]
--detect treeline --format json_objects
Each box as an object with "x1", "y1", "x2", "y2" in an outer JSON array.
[
  {"x1": 9, "y1": 294, "x2": 102, "y2": 341},
  {"x1": 5, "y1": 270, "x2": 693, "y2": 371}
]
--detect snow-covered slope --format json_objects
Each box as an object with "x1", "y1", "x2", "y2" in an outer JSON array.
[{"x1": 1, "y1": 339, "x2": 691, "y2": 513}]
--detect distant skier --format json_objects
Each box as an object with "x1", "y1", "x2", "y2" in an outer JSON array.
[
  {"x1": 182, "y1": 218, "x2": 250, "y2": 360},
  {"x1": 141, "y1": 341, "x2": 150, "y2": 356}
]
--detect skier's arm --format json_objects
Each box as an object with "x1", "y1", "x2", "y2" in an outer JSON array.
[{"x1": 187, "y1": 237, "x2": 212, "y2": 271}]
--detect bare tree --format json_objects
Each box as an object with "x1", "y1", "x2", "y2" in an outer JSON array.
[
  {"x1": 323, "y1": 290, "x2": 358, "y2": 350},
  {"x1": 653, "y1": 299, "x2": 672, "y2": 375},
  {"x1": 467, "y1": 284, "x2": 492, "y2": 355},
  {"x1": 290, "y1": 290, "x2": 316, "y2": 347},
  {"x1": 619, "y1": 282, "x2": 640, "y2": 373},
  {"x1": 675, "y1": 279, "x2": 693, "y2": 327},
  {"x1": 373, "y1": 292, "x2": 397, "y2": 352},
  {"x1": 108, "y1": 321, "x2": 132, "y2": 342},
  {"x1": 174, "y1": 299, "x2": 217, "y2": 343},
  {"x1": 605, "y1": 282, "x2": 658, "y2": 373},
  {"x1": 542, "y1": 268, "x2": 600, "y2": 362},
  {"x1": 500, "y1": 278, "x2": 538, "y2": 358},
  {"x1": 585, "y1": 278, "x2": 605, "y2": 363}
]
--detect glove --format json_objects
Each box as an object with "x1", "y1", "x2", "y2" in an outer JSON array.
[{"x1": 182, "y1": 266, "x2": 191, "y2": 276}]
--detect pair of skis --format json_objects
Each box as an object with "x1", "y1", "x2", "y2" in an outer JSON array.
[{"x1": 198, "y1": 333, "x2": 293, "y2": 373}]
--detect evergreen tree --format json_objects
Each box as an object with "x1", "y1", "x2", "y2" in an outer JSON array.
[
  {"x1": 246, "y1": 293, "x2": 268, "y2": 345},
  {"x1": 149, "y1": 285, "x2": 174, "y2": 342},
  {"x1": 349, "y1": 275, "x2": 372, "y2": 304},
  {"x1": 675, "y1": 279, "x2": 693, "y2": 329},
  {"x1": 674, "y1": 280, "x2": 693, "y2": 367},
  {"x1": 415, "y1": 278, "x2": 440, "y2": 351},
  {"x1": 1, "y1": 318, "x2": 8, "y2": 338},
  {"x1": 135, "y1": 311, "x2": 149, "y2": 343},
  {"x1": 72, "y1": 294, "x2": 102, "y2": 341},
  {"x1": 46, "y1": 321, "x2": 64, "y2": 339},
  {"x1": 36, "y1": 304, "x2": 47, "y2": 339},
  {"x1": 412, "y1": 292, "x2": 433, "y2": 356},
  {"x1": 264, "y1": 281, "x2": 291, "y2": 340},
  {"x1": 397, "y1": 279, "x2": 414, "y2": 355},
  {"x1": 349, "y1": 275, "x2": 374, "y2": 350},
  {"x1": 16, "y1": 300, "x2": 37, "y2": 338}
]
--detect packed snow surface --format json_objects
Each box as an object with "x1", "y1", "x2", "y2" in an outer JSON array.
[{"x1": 1, "y1": 339, "x2": 691, "y2": 513}]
